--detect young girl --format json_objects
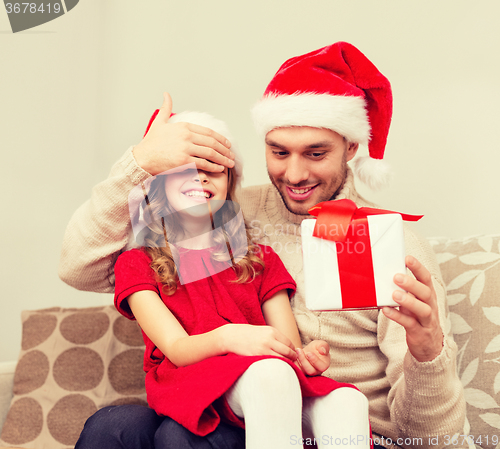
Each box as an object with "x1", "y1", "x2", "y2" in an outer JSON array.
[{"x1": 114, "y1": 111, "x2": 371, "y2": 449}]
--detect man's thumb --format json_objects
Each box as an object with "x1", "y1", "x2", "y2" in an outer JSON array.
[
  {"x1": 143, "y1": 92, "x2": 173, "y2": 137},
  {"x1": 159, "y1": 92, "x2": 173, "y2": 119}
]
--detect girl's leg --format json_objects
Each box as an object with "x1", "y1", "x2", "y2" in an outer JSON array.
[
  {"x1": 76, "y1": 405, "x2": 244, "y2": 449},
  {"x1": 225, "y1": 358, "x2": 303, "y2": 449},
  {"x1": 154, "y1": 417, "x2": 245, "y2": 449},
  {"x1": 302, "y1": 387, "x2": 371, "y2": 449},
  {"x1": 75, "y1": 405, "x2": 162, "y2": 449}
]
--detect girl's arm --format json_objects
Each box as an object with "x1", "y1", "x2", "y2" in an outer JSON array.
[
  {"x1": 261, "y1": 290, "x2": 302, "y2": 348},
  {"x1": 127, "y1": 290, "x2": 297, "y2": 367},
  {"x1": 262, "y1": 290, "x2": 330, "y2": 375}
]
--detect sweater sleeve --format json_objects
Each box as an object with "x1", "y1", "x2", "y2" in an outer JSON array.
[
  {"x1": 378, "y1": 226, "x2": 466, "y2": 448},
  {"x1": 58, "y1": 147, "x2": 151, "y2": 293}
]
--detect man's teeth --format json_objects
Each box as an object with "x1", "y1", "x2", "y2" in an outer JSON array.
[
  {"x1": 290, "y1": 187, "x2": 313, "y2": 194},
  {"x1": 184, "y1": 190, "x2": 211, "y2": 198}
]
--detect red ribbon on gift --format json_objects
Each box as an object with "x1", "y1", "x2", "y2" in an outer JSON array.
[{"x1": 307, "y1": 199, "x2": 423, "y2": 310}]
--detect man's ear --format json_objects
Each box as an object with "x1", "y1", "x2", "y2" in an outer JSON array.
[{"x1": 346, "y1": 142, "x2": 359, "y2": 162}]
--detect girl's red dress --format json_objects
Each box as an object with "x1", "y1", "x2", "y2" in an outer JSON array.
[{"x1": 114, "y1": 244, "x2": 355, "y2": 436}]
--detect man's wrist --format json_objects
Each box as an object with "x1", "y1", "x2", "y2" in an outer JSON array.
[
  {"x1": 118, "y1": 146, "x2": 152, "y2": 185},
  {"x1": 132, "y1": 143, "x2": 159, "y2": 176},
  {"x1": 411, "y1": 333, "x2": 444, "y2": 363}
]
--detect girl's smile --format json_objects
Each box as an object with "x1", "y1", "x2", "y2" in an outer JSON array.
[
  {"x1": 165, "y1": 168, "x2": 228, "y2": 215},
  {"x1": 181, "y1": 187, "x2": 215, "y2": 202}
]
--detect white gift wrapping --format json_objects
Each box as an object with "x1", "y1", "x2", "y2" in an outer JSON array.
[{"x1": 301, "y1": 214, "x2": 406, "y2": 311}]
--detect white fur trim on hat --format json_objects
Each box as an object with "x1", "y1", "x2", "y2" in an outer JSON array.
[
  {"x1": 353, "y1": 156, "x2": 392, "y2": 190},
  {"x1": 168, "y1": 111, "x2": 242, "y2": 181},
  {"x1": 251, "y1": 93, "x2": 370, "y2": 144}
]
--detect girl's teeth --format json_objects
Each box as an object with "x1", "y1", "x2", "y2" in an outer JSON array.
[{"x1": 185, "y1": 191, "x2": 210, "y2": 198}]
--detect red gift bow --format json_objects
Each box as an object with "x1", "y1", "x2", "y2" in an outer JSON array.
[
  {"x1": 306, "y1": 199, "x2": 423, "y2": 310},
  {"x1": 308, "y1": 199, "x2": 423, "y2": 242}
]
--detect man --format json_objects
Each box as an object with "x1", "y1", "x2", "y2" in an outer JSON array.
[{"x1": 61, "y1": 42, "x2": 465, "y2": 448}]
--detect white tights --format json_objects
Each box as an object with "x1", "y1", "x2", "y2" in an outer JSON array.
[{"x1": 225, "y1": 359, "x2": 370, "y2": 449}]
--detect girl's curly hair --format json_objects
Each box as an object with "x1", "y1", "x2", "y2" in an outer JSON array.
[{"x1": 140, "y1": 168, "x2": 264, "y2": 295}]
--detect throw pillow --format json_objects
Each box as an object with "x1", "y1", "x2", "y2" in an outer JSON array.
[{"x1": 0, "y1": 306, "x2": 147, "y2": 449}]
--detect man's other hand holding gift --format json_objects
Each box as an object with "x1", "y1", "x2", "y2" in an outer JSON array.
[{"x1": 383, "y1": 256, "x2": 444, "y2": 362}]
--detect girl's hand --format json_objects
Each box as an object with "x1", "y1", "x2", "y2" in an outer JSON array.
[
  {"x1": 220, "y1": 324, "x2": 298, "y2": 361},
  {"x1": 296, "y1": 340, "x2": 330, "y2": 376}
]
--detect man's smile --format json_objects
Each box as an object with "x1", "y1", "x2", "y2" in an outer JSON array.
[{"x1": 285, "y1": 184, "x2": 319, "y2": 201}]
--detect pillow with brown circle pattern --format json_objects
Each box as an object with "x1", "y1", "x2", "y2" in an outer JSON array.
[{"x1": 0, "y1": 306, "x2": 147, "y2": 449}]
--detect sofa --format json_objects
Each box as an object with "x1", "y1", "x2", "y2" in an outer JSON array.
[{"x1": 0, "y1": 234, "x2": 499, "y2": 449}]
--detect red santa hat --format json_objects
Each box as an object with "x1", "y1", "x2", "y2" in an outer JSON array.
[{"x1": 251, "y1": 42, "x2": 393, "y2": 190}]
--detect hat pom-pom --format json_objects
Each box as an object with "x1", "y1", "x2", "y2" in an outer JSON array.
[{"x1": 353, "y1": 156, "x2": 392, "y2": 190}]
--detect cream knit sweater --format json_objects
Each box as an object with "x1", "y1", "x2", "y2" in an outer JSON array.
[{"x1": 59, "y1": 148, "x2": 465, "y2": 448}]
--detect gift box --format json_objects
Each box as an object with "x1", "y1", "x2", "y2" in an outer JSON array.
[{"x1": 301, "y1": 199, "x2": 422, "y2": 311}]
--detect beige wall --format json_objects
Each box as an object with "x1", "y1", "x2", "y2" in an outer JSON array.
[{"x1": 1, "y1": 0, "x2": 499, "y2": 362}]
